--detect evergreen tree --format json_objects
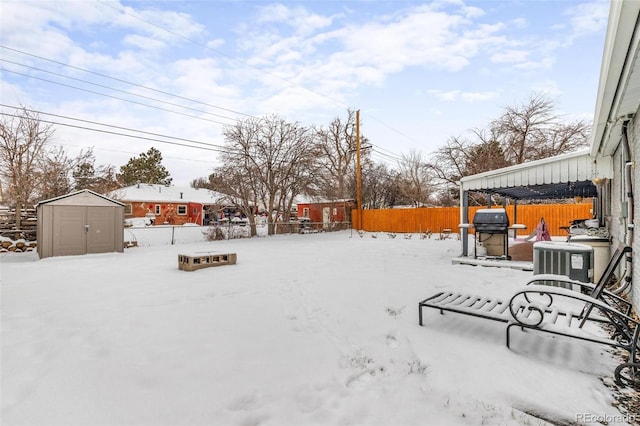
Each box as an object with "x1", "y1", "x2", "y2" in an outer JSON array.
[
  {"x1": 73, "y1": 159, "x2": 120, "y2": 194},
  {"x1": 73, "y1": 162, "x2": 97, "y2": 189},
  {"x1": 118, "y1": 147, "x2": 172, "y2": 186}
]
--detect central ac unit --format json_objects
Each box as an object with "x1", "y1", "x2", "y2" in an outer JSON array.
[{"x1": 533, "y1": 242, "x2": 593, "y2": 290}]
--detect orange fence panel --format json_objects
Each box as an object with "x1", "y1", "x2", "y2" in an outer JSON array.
[{"x1": 353, "y1": 203, "x2": 593, "y2": 237}]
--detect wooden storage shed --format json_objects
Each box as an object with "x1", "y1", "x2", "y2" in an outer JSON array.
[{"x1": 37, "y1": 189, "x2": 125, "y2": 259}]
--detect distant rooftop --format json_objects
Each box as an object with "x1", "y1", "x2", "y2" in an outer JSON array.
[{"x1": 109, "y1": 183, "x2": 232, "y2": 204}]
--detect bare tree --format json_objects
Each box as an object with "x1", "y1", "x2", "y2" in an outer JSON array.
[
  {"x1": 38, "y1": 146, "x2": 94, "y2": 200},
  {"x1": 0, "y1": 107, "x2": 54, "y2": 229},
  {"x1": 491, "y1": 92, "x2": 589, "y2": 164},
  {"x1": 396, "y1": 149, "x2": 434, "y2": 206},
  {"x1": 463, "y1": 133, "x2": 511, "y2": 175},
  {"x1": 219, "y1": 115, "x2": 320, "y2": 235},
  {"x1": 430, "y1": 93, "x2": 590, "y2": 205},
  {"x1": 315, "y1": 109, "x2": 359, "y2": 201},
  {"x1": 429, "y1": 136, "x2": 474, "y2": 186},
  {"x1": 361, "y1": 161, "x2": 398, "y2": 209},
  {"x1": 428, "y1": 134, "x2": 508, "y2": 206},
  {"x1": 215, "y1": 119, "x2": 262, "y2": 234},
  {"x1": 535, "y1": 121, "x2": 590, "y2": 160}
]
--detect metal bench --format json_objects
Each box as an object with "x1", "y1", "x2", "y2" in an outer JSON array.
[{"x1": 418, "y1": 244, "x2": 638, "y2": 387}]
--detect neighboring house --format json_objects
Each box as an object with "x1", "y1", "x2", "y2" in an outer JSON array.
[
  {"x1": 295, "y1": 197, "x2": 355, "y2": 225},
  {"x1": 590, "y1": 0, "x2": 640, "y2": 309},
  {"x1": 109, "y1": 184, "x2": 233, "y2": 226}
]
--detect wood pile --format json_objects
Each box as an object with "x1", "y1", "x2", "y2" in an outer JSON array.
[
  {"x1": 0, "y1": 239, "x2": 37, "y2": 252},
  {"x1": 0, "y1": 208, "x2": 37, "y2": 242}
]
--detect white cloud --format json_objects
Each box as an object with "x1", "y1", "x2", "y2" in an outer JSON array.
[
  {"x1": 513, "y1": 57, "x2": 554, "y2": 71},
  {"x1": 206, "y1": 39, "x2": 225, "y2": 50},
  {"x1": 491, "y1": 49, "x2": 529, "y2": 64},
  {"x1": 531, "y1": 80, "x2": 563, "y2": 98},
  {"x1": 237, "y1": 1, "x2": 514, "y2": 100},
  {"x1": 0, "y1": 0, "x2": 609, "y2": 184},
  {"x1": 462, "y1": 5, "x2": 485, "y2": 18},
  {"x1": 116, "y1": 5, "x2": 207, "y2": 44},
  {"x1": 510, "y1": 17, "x2": 527, "y2": 29},
  {"x1": 255, "y1": 3, "x2": 334, "y2": 36},
  {"x1": 565, "y1": 0, "x2": 609, "y2": 38},
  {"x1": 460, "y1": 91, "x2": 499, "y2": 102},
  {"x1": 430, "y1": 89, "x2": 461, "y2": 101},
  {"x1": 428, "y1": 89, "x2": 498, "y2": 102},
  {"x1": 122, "y1": 34, "x2": 166, "y2": 51}
]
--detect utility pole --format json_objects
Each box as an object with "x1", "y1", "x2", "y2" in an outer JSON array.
[{"x1": 356, "y1": 109, "x2": 362, "y2": 230}]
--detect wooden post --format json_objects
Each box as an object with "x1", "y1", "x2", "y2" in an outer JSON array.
[{"x1": 356, "y1": 110, "x2": 362, "y2": 230}]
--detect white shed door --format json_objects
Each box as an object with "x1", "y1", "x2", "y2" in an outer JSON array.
[
  {"x1": 52, "y1": 206, "x2": 115, "y2": 256},
  {"x1": 86, "y1": 207, "x2": 115, "y2": 253},
  {"x1": 53, "y1": 206, "x2": 86, "y2": 256}
]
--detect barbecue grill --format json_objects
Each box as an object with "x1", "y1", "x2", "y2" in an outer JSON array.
[{"x1": 472, "y1": 208, "x2": 510, "y2": 259}]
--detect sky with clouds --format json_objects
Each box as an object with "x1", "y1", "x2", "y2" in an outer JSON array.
[{"x1": 1, "y1": 0, "x2": 610, "y2": 186}]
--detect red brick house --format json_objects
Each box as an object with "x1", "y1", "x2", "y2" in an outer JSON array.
[
  {"x1": 109, "y1": 184, "x2": 233, "y2": 226},
  {"x1": 295, "y1": 197, "x2": 355, "y2": 225}
]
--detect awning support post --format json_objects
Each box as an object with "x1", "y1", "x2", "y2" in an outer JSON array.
[{"x1": 461, "y1": 190, "x2": 469, "y2": 257}]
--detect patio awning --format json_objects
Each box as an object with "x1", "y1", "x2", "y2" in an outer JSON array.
[{"x1": 459, "y1": 150, "x2": 613, "y2": 200}]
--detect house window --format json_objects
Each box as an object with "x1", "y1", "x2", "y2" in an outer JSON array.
[
  {"x1": 177, "y1": 205, "x2": 187, "y2": 215},
  {"x1": 303, "y1": 207, "x2": 309, "y2": 217},
  {"x1": 193, "y1": 208, "x2": 198, "y2": 215},
  {"x1": 155, "y1": 205, "x2": 161, "y2": 215},
  {"x1": 124, "y1": 204, "x2": 132, "y2": 215}
]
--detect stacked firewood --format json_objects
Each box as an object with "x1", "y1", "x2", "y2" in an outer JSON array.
[{"x1": 0, "y1": 239, "x2": 37, "y2": 252}]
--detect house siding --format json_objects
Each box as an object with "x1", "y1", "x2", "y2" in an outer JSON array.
[
  {"x1": 609, "y1": 111, "x2": 640, "y2": 311},
  {"x1": 112, "y1": 184, "x2": 232, "y2": 226},
  {"x1": 631, "y1": 111, "x2": 640, "y2": 310},
  {"x1": 296, "y1": 201, "x2": 354, "y2": 224},
  {"x1": 129, "y1": 201, "x2": 202, "y2": 225}
]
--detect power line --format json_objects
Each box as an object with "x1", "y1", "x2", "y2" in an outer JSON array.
[
  {"x1": 1, "y1": 48, "x2": 415, "y2": 165},
  {"x1": 1, "y1": 68, "x2": 233, "y2": 126},
  {"x1": 93, "y1": 1, "x2": 423, "y2": 153},
  {"x1": 1, "y1": 58, "x2": 242, "y2": 123},
  {"x1": 4, "y1": 52, "x2": 409, "y2": 159},
  {"x1": 51, "y1": 142, "x2": 217, "y2": 165},
  {"x1": 3, "y1": 0, "x2": 423, "y2": 162},
  {"x1": 0, "y1": 45, "x2": 256, "y2": 119},
  {"x1": 0, "y1": 104, "x2": 228, "y2": 151},
  {"x1": 0, "y1": 109, "x2": 232, "y2": 154},
  {"x1": 2, "y1": 0, "x2": 422, "y2": 165}
]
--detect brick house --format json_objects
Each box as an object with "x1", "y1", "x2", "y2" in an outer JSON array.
[
  {"x1": 295, "y1": 197, "x2": 355, "y2": 225},
  {"x1": 110, "y1": 184, "x2": 233, "y2": 226}
]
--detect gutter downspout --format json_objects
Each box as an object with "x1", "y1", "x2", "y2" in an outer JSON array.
[{"x1": 621, "y1": 118, "x2": 634, "y2": 293}]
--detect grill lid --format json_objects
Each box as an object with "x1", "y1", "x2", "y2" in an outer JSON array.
[{"x1": 472, "y1": 208, "x2": 509, "y2": 231}]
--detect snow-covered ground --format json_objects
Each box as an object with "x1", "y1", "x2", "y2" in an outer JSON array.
[{"x1": 1, "y1": 230, "x2": 633, "y2": 425}]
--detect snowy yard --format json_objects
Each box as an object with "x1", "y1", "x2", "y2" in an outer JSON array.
[{"x1": 0, "y1": 230, "x2": 632, "y2": 425}]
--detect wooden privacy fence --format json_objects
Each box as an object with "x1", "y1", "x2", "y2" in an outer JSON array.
[{"x1": 352, "y1": 203, "x2": 594, "y2": 237}]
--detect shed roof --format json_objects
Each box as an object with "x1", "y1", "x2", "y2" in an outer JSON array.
[
  {"x1": 110, "y1": 184, "x2": 232, "y2": 204},
  {"x1": 459, "y1": 150, "x2": 613, "y2": 200},
  {"x1": 37, "y1": 189, "x2": 124, "y2": 207}
]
